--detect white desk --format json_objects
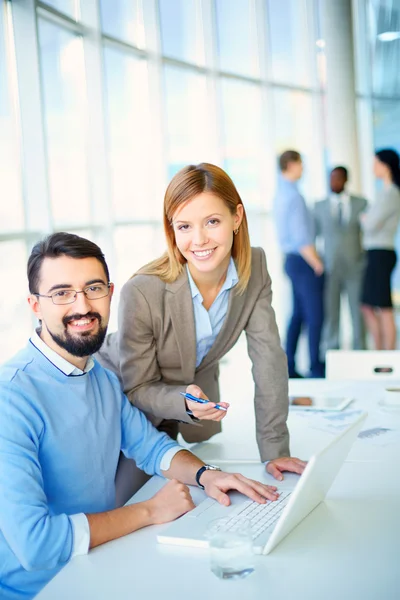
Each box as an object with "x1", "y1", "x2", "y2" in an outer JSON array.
[
  {"x1": 37, "y1": 381, "x2": 400, "y2": 600},
  {"x1": 195, "y1": 379, "x2": 400, "y2": 463}
]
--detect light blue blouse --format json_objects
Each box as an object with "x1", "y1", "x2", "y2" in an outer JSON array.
[{"x1": 187, "y1": 258, "x2": 239, "y2": 368}]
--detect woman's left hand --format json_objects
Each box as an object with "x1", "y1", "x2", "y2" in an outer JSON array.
[{"x1": 266, "y1": 456, "x2": 307, "y2": 481}]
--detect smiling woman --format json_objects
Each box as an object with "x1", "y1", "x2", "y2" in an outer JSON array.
[{"x1": 97, "y1": 163, "x2": 303, "y2": 477}]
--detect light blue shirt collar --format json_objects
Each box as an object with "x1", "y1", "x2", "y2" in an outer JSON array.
[
  {"x1": 30, "y1": 330, "x2": 95, "y2": 376},
  {"x1": 186, "y1": 257, "x2": 239, "y2": 302}
]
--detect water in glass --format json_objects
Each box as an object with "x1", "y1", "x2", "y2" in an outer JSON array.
[{"x1": 207, "y1": 518, "x2": 254, "y2": 580}]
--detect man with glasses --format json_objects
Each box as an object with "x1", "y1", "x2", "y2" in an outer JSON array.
[{"x1": 0, "y1": 232, "x2": 281, "y2": 599}]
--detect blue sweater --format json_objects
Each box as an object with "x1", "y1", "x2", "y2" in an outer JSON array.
[{"x1": 0, "y1": 342, "x2": 180, "y2": 599}]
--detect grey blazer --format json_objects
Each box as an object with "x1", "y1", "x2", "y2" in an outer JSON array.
[
  {"x1": 97, "y1": 247, "x2": 289, "y2": 462},
  {"x1": 314, "y1": 195, "x2": 367, "y2": 273}
]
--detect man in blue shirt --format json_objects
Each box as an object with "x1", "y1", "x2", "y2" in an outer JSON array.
[
  {"x1": 274, "y1": 150, "x2": 325, "y2": 378},
  {"x1": 0, "y1": 232, "x2": 281, "y2": 599}
]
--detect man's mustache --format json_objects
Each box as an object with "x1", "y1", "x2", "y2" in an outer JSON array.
[{"x1": 62, "y1": 312, "x2": 102, "y2": 327}]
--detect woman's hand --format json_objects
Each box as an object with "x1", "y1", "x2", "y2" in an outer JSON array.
[
  {"x1": 185, "y1": 384, "x2": 229, "y2": 421},
  {"x1": 266, "y1": 456, "x2": 307, "y2": 481}
]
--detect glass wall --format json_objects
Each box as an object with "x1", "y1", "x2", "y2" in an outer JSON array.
[
  {"x1": 1, "y1": 0, "x2": 326, "y2": 362},
  {"x1": 354, "y1": 0, "x2": 400, "y2": 297},
  {"x1": 0, "y1": 4, "x2": 23, "y2": 233}
]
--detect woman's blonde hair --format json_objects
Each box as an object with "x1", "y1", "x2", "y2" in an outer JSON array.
[{"x1": 136, "y1": 163, "x2": 252, "y2": 294}]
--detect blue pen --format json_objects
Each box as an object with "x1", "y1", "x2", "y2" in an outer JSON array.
[{"x1": 180, "y1": 392, "x2": 227, "y2": 411}]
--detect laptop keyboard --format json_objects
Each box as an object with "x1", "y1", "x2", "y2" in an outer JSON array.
[{"x1": 215, "y1": 491, "x2": 292, "y2": 540}]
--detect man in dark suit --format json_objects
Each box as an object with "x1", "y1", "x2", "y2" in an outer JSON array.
[{"x1": 314, "y1": 167, "x2": 367, "y2": 350}]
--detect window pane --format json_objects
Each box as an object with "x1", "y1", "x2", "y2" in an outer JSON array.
[
  {"x1": 100, "y1": 0, "x2": 145, "y2": 48},
  {"x1": 267, "y1": 0, "x2": 313, "y2": 87},
  {"x1": 221, "y1": 79, "x2": 263, "y2": 208},
  {"x1": 159, "y1": 0, "x2": 204, "y2": 65},
  {"x1": 273, "y1": 89, "x2": 325, "y2": 201},
  {"x1": 41, "y1": 0, "x2": 78, "y2": 19},
  {"x1": 215, "y1": 0, "x2": 259, "y2": 77},
  {"x1": 38, "y1": 20, "x2": 90, "y2": 227},
  {"x1": 104, "y1": 48, "x2": 155, "y2": 220},
  {"x1": 353, "y1": 0, "x2": 371, "y2": 95},
  {"x1": 164, "y1": 66, "x2": 216, "y2": 179},
  {"x1": 0, "y1": 241, "x2": 31, "y2": 364},
  {"x1": 369, "y1": 0, "x2": 400, "y2": 96},
  {"x1": 373, "y1": 100, "x2": 400, "y2": 153},
  {"x1": 110, "y1": 225, "x2": 164, "y2": 330},
  {"x1": 0, "y1": 7, "x2": 23, "y2": 232}
]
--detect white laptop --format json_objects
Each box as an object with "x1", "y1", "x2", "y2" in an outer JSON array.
[{"x1": 157, "y1": 412, "x2": 367, "y2": 555}]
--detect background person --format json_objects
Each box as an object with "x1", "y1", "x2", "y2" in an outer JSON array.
[
  {"x1": 273, "y1": 150, "x2": 325, "y2": 378},
  {"x1": 314, "y1": 166, "x2": 367, "y2": 350},
  {"x1": 0, "y1": 232, "x2": 292, "y2": 600},
  {"x1": 361, "y1": 149, "x2": 400, "y2": 350},
  {"x1": 98, "y1": 163, "x2": 305, "y2": 478}
]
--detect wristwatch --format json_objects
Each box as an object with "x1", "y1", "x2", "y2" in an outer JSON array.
[{"x1": 195, "y1": 464, "x2": 221, "y2": 490}]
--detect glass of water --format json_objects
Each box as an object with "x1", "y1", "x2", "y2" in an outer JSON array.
[{"x1": 206, "y1": 517, "x2": 254, "y2": 580}]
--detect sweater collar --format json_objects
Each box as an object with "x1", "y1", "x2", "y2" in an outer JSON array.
[{"x1": 30, "y1": 330, "x2": 94, "y2": 376}]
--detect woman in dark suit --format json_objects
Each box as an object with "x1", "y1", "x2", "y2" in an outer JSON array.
[{"x1": 98, "y1": 163, "x2": 305, "y2": 479}]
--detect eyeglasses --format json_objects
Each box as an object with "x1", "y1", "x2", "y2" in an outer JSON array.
[{"x1": 34, "y1": 283, "x2": 111, "y2": 305}]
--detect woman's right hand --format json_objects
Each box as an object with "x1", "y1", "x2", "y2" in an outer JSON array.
[{"x1": 185, "y1": 384, "x2": 229, "y2": 421}]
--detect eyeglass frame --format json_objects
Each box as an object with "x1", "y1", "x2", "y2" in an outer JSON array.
[{"x1": 33, "y1": 283, "x2": 112, "y2": 305}]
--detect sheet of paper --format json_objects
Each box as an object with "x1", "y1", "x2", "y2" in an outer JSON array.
[
  {"x1": 292, "y1": 408, "x2": 400, "y2": 447},
  {"x1": 293, "y1": 409, "x2": 365, "y2": 434},
  {"x1": 357, "y1": 427, "x2": 399, "y2": 447}
]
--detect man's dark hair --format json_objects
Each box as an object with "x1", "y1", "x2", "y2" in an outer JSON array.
[
  {"x1": 279, "y1": 150, "x2": 302, "y2": 172},
  {"x1": 27, "y1": 232, "x2": 110, "y2": 294},
  {"x1": 331, "y1": 166, "x2": 348, "y2": 180}
]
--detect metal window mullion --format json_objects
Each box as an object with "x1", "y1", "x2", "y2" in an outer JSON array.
[
  {"x1": 3, "y1": 0, "x2": 25, "y2": 231},
  {"x1": 0, "y1": 231, "x2": 44, "y2": 243},
  {"x1": 101, "y1": 33, "x2": 148, "y2": 57},
  {"x1": 197, "y1": 0, "x2": 221, "y2": 166},
  {"x1": 257, "y1": 0, "x2": 271, "y2": 82},
  {"x1": 149, "y1": 0, "x2": 170, "y2": 193},
  {"x1": 36, "y1": 4, "x2": 84, "y2": 34},
  {"x1": 254, "y1": 0, "x2": 275, "y2": 211},
  {"x1": 9, "y1": 0, "x2": 52, "y2": 235},
  {"x1": 205, "y1": 0, "x2": 225, "y2": 167},
  {"x1": 307, "y1": 0, "x2": 321, "y2": 91},
  {"x1": 79, "y1": 0, "x2": 115, "y2": 269}
]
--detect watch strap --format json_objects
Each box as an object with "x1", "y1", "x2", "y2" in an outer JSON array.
[{"x1": 195, "y1": 464, "x2": 221, "y2": 489}]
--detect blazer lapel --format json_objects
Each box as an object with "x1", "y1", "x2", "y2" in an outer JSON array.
[{"x1": 166, "y1": 271, "x2": 197, "y2": 381}]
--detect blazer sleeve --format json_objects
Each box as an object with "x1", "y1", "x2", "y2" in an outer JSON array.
[
  {"x1": 117, "y1": 280, "x2": 194, "y2": 424},
  {"x1": 313, "y1": 203, "x2": 322, "y2": 238},
  {"x1": 244, "y1": 249, "x2": 290, "y2": 462}
]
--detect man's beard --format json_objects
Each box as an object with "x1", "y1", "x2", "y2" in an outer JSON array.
[{"x1": 48, "y1": 312, "x2": 108, "y2": 357}]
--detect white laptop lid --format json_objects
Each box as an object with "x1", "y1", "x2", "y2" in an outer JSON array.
[
  {"x1": 157, "y1": 412, "x2": 367, "y2": 554},
  {"x1": 263, "y1": 411, "x2": 367, "y2": 554}
]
